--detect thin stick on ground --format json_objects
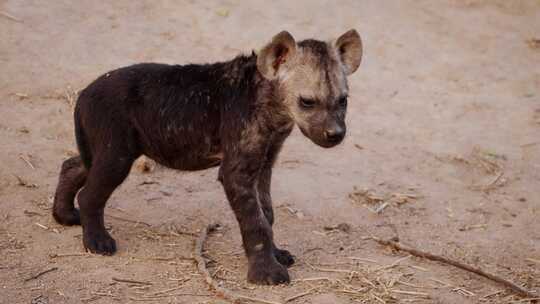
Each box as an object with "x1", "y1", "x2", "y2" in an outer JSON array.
[
  {"x1": 49, "y1": 252, "x2": 89, "y2": 258},
  {"x1": 0, "y1": 11, "x2": 22, "y2": 22},
  {"x1": 112, "y1": 277, "x2": 153, "y2": 285},
  {"x1": 306, "y1": 261, "x2": 352, "y2": 273},
  {"x1": 106, "y1": 214, "x2": 151, "y2": 227},
  {"x1": 284, "y1": 287, "x2": 318, "y2": 303},
  {"x1": 25, "y1": 267, "x2": 58, "y2": 282},
  {"x1": 19, "y1": 154, "x2": 35, "y2": 169},
  {"x1": 521, "y1": 142, "x2": 539, "y2": 148},
  {"x1": 195, "y1": 223, "x2": 283, "y2": 304},
  {"x1": 390, "y1": 289, "x2": 430, "y2": 297},
  {"x1": 370, "y1": 236, "x2": 538, "y2": 298}
]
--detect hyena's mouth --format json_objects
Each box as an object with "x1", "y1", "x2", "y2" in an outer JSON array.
[
  {"x1": 318, "y1": 136, "x2": 344, "y2": 148},
  {"x1": 299, "y1": 127, "x2": 344, "y2": 148}
]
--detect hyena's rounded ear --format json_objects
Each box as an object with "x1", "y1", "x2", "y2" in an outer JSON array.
[
  {"x1": 257, "y1": 31, "x2": 297, "y2": 80},
  {"x1": 334, "y1": 29, "x2": 363, "y2": 75}
]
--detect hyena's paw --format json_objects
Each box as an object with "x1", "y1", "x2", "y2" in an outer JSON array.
[
  {"x1": 53, "y1": 208, "x2": 81, "y2": 226},
  {"x1": 83, "y1": 229, "x2": 117, "y2": 255},
  {"x1": 247, "y1": 257, "x2": 290, "y2": 285},
  {"x1": 274, "y1": 248, "x2": 295, "y2": 267}
]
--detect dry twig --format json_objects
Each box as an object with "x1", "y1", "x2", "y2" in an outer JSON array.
[
  {"x1": 390, "y1": 289, "x2": 429, "y2": 297},
  {"x1": 34, "y1": 222, "x2": 49, "y2": 230},
  {"x1": 306, "y1": 262, "x2": 352, "y2": 274},
  {"x1": 0, "y1": 11, "x2": 22, "y2": 22},
  {"x1": 19, "y1": 154, "x2": 36, "y2": 169},
  {"x1": 106, "y1": 214, "x2": 151, "y2": 227},
  {"x1": 25, "y1": 267, "x2": 58, "y2": 282},
  {"x1": 49, "y1": 252, "x2": 89, "y2": 258},
  {"x1": 521, "y1": 142, "x2": 539, "y2": 148},
  {"x1": 371, "y1": 237, "x2": 537, "y2": 298},
  {"x1": 195, "y1": 223, "x2": 283, "y2": 304},
  {"x1": 112, "y1": 277, "x2": 153, "y2": 285},
  {"x1": 13, "y1": 174, "x2": 37, "y2": 188},
  {"x1": 284, "y1": 287, "x2": 318, "y2": 302}
]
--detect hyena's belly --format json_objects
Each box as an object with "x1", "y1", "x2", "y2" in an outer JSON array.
[
  {"x1": 142, "y1": 134, "x2": 223, "y2": 171},
  {"x1": 165, "y1": 150, "x2": 223, "y2": 171}
]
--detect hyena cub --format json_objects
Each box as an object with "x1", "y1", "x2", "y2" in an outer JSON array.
[{"x1": 53, "y1": 30, "x2": 363, "y2": 284}]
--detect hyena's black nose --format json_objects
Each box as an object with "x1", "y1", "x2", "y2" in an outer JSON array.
[{"x1": 325, "y1": 127, "x2": 345, "y2": 143}]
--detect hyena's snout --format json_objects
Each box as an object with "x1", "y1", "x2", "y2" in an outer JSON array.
[{"x1": 324, "y1": 122, "x2": 346, "y2": 145}]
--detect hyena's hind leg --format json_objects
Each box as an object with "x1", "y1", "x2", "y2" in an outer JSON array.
[{"x1": 53, "y1": 156, "x2": 87, "y2": 226}]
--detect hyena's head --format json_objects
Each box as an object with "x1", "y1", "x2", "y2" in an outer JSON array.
[{"x1": 257, "y1": 30, "x2": 363, "y2": 148}]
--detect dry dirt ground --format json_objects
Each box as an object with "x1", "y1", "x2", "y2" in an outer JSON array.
[{"x1": 1, "y1": 1, "x2": 540, "y2": 303}]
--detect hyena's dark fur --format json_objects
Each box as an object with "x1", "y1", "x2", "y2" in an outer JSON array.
[{"x1": 53, "y1": 30, "x2": 362, "y2": 285}]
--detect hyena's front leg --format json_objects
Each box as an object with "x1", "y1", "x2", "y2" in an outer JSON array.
[
  {"x1": 220, "y1": 159, "x2": 289, "y2": 285},
  {"x1": 258, "y1": 167, "x2": 295, "y2": 267}
]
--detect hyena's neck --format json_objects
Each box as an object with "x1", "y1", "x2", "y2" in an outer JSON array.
[
  {"x1": 213, "y1": 52, "x2": 294, "y2": 134},
  {"x1": 214, "y1": 52, "x2": 262, "y2": 95}
]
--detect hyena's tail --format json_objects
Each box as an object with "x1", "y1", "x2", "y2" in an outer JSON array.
[{"x1": 74, "y1": 104, "x2": 92, "y2": 169}]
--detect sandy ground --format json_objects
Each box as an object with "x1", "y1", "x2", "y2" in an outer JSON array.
[{"x1": 1, "y1": 1, "x2": 539, "y2": 303}]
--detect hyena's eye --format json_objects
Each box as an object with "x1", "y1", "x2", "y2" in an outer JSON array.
[
  {"x1": 299, "y1": 97, "x2": 317, "y2": 109},
  {"x1": 338, "y1": 96, "x2": 348, "y2": 108}
]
